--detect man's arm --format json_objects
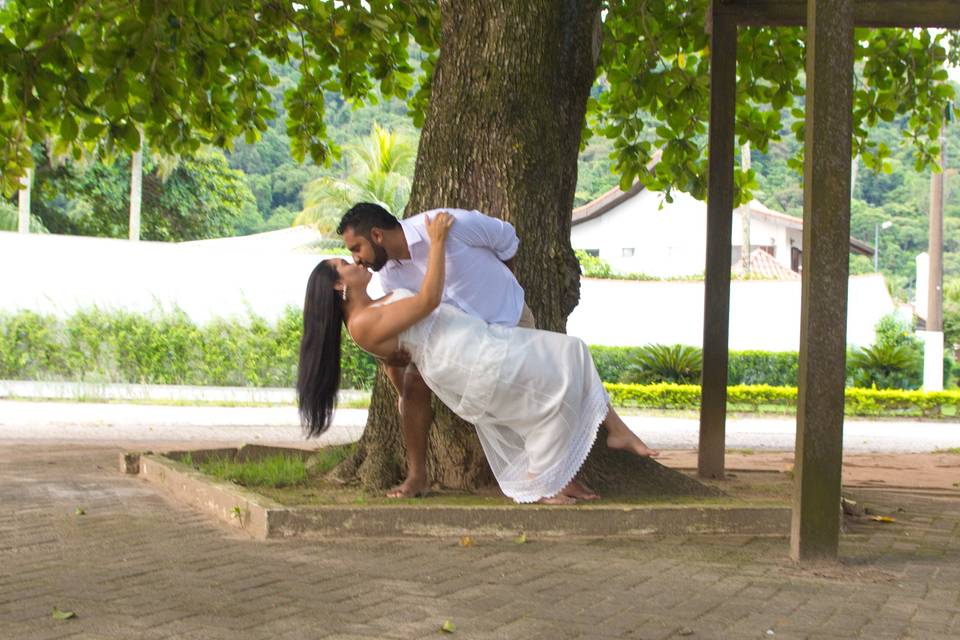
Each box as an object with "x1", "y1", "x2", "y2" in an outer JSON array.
[{"x1": 448, "y1": 209, "x2": 519, "y2": 262}]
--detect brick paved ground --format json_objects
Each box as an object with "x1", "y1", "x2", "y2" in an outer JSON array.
[{"x1": 1, "y1": 444, "x2": 958, "y2": 640}]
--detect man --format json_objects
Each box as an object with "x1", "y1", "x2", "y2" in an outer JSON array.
[{"x1": 337, "y1": 202, "x2": 535, "y2": 498}]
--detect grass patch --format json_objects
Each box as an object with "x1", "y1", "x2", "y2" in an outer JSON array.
[
  {"x1": 197, "y1": 454, "x2": 309, "y2": 488},
  {"x1": 934, "y1": 447, "x2": 960, "y2": 454},
  {"x1": 305, "y1": 443, "x2": 357, "y2": 475},
  {"x1": 179, "y1": 445, "x2": 358, "y2": 490}
]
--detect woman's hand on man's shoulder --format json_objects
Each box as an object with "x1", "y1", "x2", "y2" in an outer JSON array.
[{"x1": 425, "y1": 211, "x2": 455, "y2": 244}]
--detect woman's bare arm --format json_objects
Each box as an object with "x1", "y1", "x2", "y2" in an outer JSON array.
[{"x1": 348, "y1": 212, "x2": 454, "y2": 353}]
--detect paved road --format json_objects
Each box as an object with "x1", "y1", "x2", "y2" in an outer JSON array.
[
  {"x1": 1, "y1": 400, "x2": 959, "y2": 453},
  {"x1": 2, "y1": 444, "x2": 959, "y2": 639}
]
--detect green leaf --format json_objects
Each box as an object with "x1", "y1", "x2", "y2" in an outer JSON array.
[
  {"x1": 440, "y1": 620, "x2": 456, "y2": 633},
  {"x1": 59, "y1": 116, "x2": 79, "y2": 141},
  {"x1": 52, "y1": 608, "x2": 77, "y2": 620},
  {"x1": 81, "y1": 121, "x2": 107, "y2": 140},
  {"x1": 74, "y1": 507, "x2": 86, "y2": 515},
  {"x1": 122, "y1": 123, "x2": 141, "y2": 149}
]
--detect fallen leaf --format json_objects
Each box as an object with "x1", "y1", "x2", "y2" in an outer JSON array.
[
  {"x1": 74, "y1": 507, "x2": 86, "y2": 516},
  {"x1": 440, "y1": 619, "x2": 456, "y2": 633},
  {"x1": 514, "y1": 532, "x2": 527, "y2": 545},
  {"x1": 52, "y1": 607, "x2": 76, "y2": 620},
  {"x1": 458, "y1": 536, "x2": 474, "y2": 548},
  {"x1": 870, "y1": 516, "x2": 896, "y2": 523}
]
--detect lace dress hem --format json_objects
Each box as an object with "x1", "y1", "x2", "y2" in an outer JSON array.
[{"x1": 498, "y1": 384, "x2": 610, "y2": 503}]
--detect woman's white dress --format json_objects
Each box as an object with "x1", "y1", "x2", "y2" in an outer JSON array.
[{"x1": 383, "y1": 289, "x2": 610, "y2": 503}]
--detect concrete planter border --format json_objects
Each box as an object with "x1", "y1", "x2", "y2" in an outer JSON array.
[{"x1": 123, "y1": 446, "x2": 791, "y2": 540}]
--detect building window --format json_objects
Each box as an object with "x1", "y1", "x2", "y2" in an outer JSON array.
[
  {"x1": 584, "y1": 249, "x2": 600, "y2": 257},
  {"x1": 622, "y1": 247, "x2": 635, "y2": 257}
]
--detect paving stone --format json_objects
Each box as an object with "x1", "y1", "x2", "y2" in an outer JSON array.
[{"x1": 1, "y1": 444, "x2": 959, "y2": 639}]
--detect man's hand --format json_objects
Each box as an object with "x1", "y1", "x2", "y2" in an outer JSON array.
[{"x1": 381, "y1": 348, "x2": 412, "y2": 368}]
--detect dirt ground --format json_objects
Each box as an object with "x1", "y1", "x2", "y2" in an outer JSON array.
[{"x1": 658, "y1": 450, "x2": 960, "y2": 491}]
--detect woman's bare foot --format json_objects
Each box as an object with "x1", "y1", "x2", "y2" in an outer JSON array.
[
  {"x1": 537, "y1": 494, "x2": 577, "y2": 505},
  {"x1": 602, "y1": 405, "x2": 660, "y2": 458},
  {"x1": 386, "y1": 477, "x2": 430, "y2": 498},
  {"x1": 606, "y1": 430, "x2": 660, "y2": 457},
  {"x1": 560, "y1": 479, "x2": 600, "y2": 501}
]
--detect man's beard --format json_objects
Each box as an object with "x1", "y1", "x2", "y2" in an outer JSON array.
[{"x1": 369, "y1": 240, "x2": 389, "y2": 272}]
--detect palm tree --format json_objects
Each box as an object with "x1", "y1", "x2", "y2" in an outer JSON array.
[{"x1": 295, "y1": 123, "x2": 415, "y2": 234}]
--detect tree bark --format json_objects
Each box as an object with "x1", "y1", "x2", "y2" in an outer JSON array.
[{"x1": 339, "y1": 0, "x2": 715, "y2": 500}]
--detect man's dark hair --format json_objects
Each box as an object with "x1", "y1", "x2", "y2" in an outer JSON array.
[{"x1": 336, "y1": 202, "x2": 401, "y2": 237}]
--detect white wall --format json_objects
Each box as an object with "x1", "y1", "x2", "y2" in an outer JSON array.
[
  {"x1": 1, "y1": 230, "x2": 891, "y2": 352},
  {"x1": 0, "y1": 230, "x2": 348, "y2": 324},
  {"x1": 566, "y1": 274, "x2": 894, "y2": 351}
]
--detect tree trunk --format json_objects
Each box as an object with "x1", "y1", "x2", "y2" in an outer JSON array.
[{"x1": 339, "y1": 0, "x2": 715, "y2": 500}]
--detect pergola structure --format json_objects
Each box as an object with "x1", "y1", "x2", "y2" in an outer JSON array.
[{"x1": 697, "y1": 0, "x2": 960, "y2": 561}]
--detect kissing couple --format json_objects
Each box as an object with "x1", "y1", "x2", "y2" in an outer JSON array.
[{"x1": 297, "y1": 204, "x2": 658, "y2": 505}]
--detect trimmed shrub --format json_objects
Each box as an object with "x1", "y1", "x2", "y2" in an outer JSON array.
[
  {"x1": 588, "y1": 346, "x2": 645, "y2": 383},
  {"x1": 727, "y1": 351, "x2": 798, "y2": 386},
  {"x1": 2, "y1": 307, "x2": 951, "y2": 398},
  {"x1": 605, "y1": 383, "x2": 702, "y2": 409},
  {"x1": 0, "y1": 307, "x2": 379, "y2": 389},
  {"x1": 603, "y1": 382, "x2": 960, "y2": 417},
  {"x1": 591, "y1": 345, "x2": 799, "y2": 387}
]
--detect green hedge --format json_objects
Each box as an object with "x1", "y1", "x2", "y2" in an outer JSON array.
[
  {"x1": 590, "y1": 346, "x2": 799, "y2": 386},
  {"x1": 605, "y1": 382, "x2": 960, "y2": 417},
  {"x1": 0, "y1": 308, "x2": 378, "y2": 389},
  {"x1": 1, "y1": 309, "x2": 955, "y2": 401}
]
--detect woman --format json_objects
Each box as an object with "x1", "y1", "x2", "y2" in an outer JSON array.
[{"x1": 298, "y1": 212, "x2": 659, "y2": 504}]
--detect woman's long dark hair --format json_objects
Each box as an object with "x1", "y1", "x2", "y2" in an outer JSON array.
[{"x1": 297, "y1": 260, "x2": 344, "y2": 437}]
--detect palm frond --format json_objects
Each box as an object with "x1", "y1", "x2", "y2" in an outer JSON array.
[{"x1": 298, "y1": 123, "x2": 414, "y2": 231}]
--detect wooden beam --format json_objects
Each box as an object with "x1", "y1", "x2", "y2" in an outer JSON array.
[
  {"x1": 791, "y1": 0, "x2": 855, "y2": 563},
  {"x1": 718, "y1": 0, "x2": 960, "y2": 28},
  {"x1": 698, "y1": 7, "x2": 737, "y2": 481}
]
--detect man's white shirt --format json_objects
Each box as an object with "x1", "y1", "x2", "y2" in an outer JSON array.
[{"x1": 378, "y1": 208, "x2": 525, "y2": 327}]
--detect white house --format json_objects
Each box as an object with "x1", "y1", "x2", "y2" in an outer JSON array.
[{"x1": 571, "y1": 183, "x2": 873, "y2": 278}]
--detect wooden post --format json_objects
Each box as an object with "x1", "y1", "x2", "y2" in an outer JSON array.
[
  {"x1": 698, "y1": 3, "x2": 737, "y2": 480},
  {"x1": 791, "y1": 0, "x2": 855, "y2": 562}
]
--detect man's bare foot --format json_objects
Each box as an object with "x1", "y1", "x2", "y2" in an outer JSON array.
[
  {"x1": 386, "y1": 477, "x2": 430, "y2": 498},
  {"x1": 537, "y1": 494, "x2": 577, "y2": 505},
  {"x1": 560, "y1": 479, "x2": 600, "y2": 501},
  {"x1": 606, "y1": 431, "x2": 660, "y2": 458}
]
